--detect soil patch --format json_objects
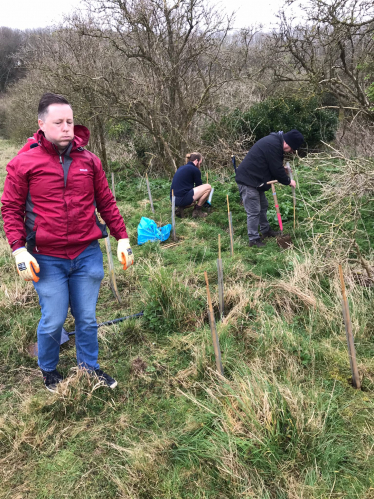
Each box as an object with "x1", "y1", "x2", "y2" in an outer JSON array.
[{"x1": 277, "y1": 234, "x2": 293, "y2": 249}]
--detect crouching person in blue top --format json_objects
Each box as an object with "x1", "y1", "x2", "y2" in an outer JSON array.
[{"x1": 170, "y1": 152, "x2": 211, "y2": 218}]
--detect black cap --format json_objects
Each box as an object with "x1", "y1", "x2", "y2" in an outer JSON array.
[{"x1": 283, "y1": 129, "x2": 304, "y2": 151}]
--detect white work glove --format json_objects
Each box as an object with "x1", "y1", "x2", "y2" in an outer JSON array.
[
  {"x1": 13, "y1": 247, "x2": 40, "y2": 282},
  {"x1": 117, "y1": 238, "x2": 134, "y2": 271}
]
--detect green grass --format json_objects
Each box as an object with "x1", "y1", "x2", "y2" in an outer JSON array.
[{"x1": 1, "y1": 139, "x2": 374, "y2": 498}]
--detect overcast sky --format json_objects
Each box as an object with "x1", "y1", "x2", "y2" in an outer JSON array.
[{"x1": 1, "y1": 0, "x2": 287, "y2": 31}]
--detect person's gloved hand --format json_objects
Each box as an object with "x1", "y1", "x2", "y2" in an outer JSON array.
[
  {"x1": 13, "y1": 247, "x2": 40, "y2": 282},
  {"x1": 117, "y1": 238, "x2": 134, "y2": 270}
]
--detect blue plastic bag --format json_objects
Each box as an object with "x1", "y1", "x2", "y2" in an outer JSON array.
[{"x1": 137, "y1": 217, "x2": 172, "y2": 245}]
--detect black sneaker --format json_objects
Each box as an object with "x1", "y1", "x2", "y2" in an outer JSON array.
[
  {"x1": 261, "y1": 229, "x2": 280, "y2": 239},
  {"x1": 249, "y1": 239, "x2": 266, "y2": 248},
  {"x1": 41, "y1": 369, "x2": 64, "y2": 392},
  {"x1": 94, "y1": 369, "x2": 118, "y2": 389}
]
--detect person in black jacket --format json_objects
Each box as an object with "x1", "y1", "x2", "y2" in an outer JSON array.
[
  {"x1": 170, "y1": 152, "x2": 211, "y2": 218},
  {"x1": 236, "y1": 129, "x2": 304, "y2": 247}
]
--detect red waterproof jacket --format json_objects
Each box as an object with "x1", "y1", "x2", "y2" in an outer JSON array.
[
  {"x1": 1, "y1": 126, "x2": 128, "y2": 259},
  {"x1": 17, "y1": 137, "x2": 38, "y2": 155}
]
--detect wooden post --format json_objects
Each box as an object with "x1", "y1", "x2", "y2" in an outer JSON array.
[
  {"x1": 217, "y1": 234, "x2": 224, "y2": 320},
  {"x1": 97, "y1": 210, "x2": 121, "y2": 304},
  {"x1": 338, "y1": 264, "x2": 361, "y2": 389},
  {"x1": 105, "y1": 236, "x2": 122, "y2": 304},
  {"x1": 229, "y1": 212, "x2": 234, "y2": 235},
  {"x1": 206, "y1": 172, "x2": 208, "y2": 184},
  {"x1": 171, "y1": 189, "x2": 176, "y2": 242},
  {"x1": 286, "y1": 162, "x2": 296, "y2": 230},
  {"x1": 145, "y1": 173, "x2": 155, "y2": 213},
  {"x1": 227, "y1": 195, "x2": 234, "y2": 256},
  {"x1": 111, "y1": 172, "x2": 116, "y2": 202},
  {"x1": 204, "y1": 271, "x2": 224, "y2": 376}
]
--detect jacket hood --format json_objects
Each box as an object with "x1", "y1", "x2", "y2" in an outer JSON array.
[{"x1": 34, "y1": 125, "x2": 90, "y2": 154}]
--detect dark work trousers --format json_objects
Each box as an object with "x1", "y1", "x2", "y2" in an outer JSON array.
[{"x1": 238, "y1": 184, "x2": 270, "y2": 241}]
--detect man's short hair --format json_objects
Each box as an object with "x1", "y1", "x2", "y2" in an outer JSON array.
[
  {"x1": 38, "y1": 93, "x2": 71, "y2": 121},
  {"x1": 189, "y1": 152, "x2": 202, "y2": 163}
]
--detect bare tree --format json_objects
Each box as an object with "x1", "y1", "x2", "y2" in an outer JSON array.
[
  {"x1": 4, "y1": 28, "x2": 128, "y2": 169},
  {"x1": 2, "y1": 1, "x2": 263, "y2": 172},
  {"x1": 272, "y1": 0, "x2": 374, "y2": 120},
  {"x1": 66, "y1": 0, "x2": 259, "y2": 173}
]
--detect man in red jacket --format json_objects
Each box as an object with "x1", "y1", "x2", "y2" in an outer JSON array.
[{"x1": 1, "y1": 93, "x2": 134, "y2": 392}]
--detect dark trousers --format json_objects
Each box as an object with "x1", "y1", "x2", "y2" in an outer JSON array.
[{"x1": 238, "y1": 184, "x2": 270, "y2": 241}]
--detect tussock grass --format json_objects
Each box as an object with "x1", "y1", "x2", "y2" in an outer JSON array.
[{"x1": 1, "y1": 140, "x2": 374, "y2": 498}]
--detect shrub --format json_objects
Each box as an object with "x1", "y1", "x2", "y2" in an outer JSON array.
[{"x1": 202, "y1": 96, "x2": 338, "y2": 150}]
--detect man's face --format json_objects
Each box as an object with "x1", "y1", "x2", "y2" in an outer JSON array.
[
  {"x1": 38, "y1": 104, "x2": 74, "y2": 151},
  {"x1": 283, "y1": 141, "x2": 294, "y2": 154}
]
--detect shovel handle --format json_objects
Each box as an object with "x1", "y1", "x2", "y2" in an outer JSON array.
[{"x1": 271, "y1": 183, "x2": 283, "y2": 232}]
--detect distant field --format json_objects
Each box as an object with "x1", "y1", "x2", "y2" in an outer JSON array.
[{"x1": 1, "y1": 139, "x2": 374, "y2": 498}]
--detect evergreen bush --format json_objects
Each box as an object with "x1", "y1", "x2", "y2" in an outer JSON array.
[{"x1": 202, "y1": 96, "x2": 338, "y2": 149}]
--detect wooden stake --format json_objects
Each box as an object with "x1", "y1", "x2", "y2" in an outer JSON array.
[
  {"x1": 286, "y1": 162, "x2": 296, "y2": 231},
  {"x1": 97, "y1": 210, "x2": 121, "y2": 303},
  {"x1": 206, "y1": 172, "x2": 208, "y2": 184},
  {"x1": 111, "y1": 172, "x2": 116, "y2": 202},
  {"x1": 145, "y1": 173, "x2": 155, "y2": 213},
  {"x1": 338, "y1": 264, "x2": 361, "y2": 389},
  {"x1": 171, "y1": 189, "x2": 176, "y2": 242},
  {"x1": 105, "y1": 178, "x2": 122, "y2": 302},
  {"x1": 227, "y1": 195, "x2": 234, "y2": 256},
  {"x1": 217, "y1": 235, "x2": 224, "y2": 320},
  {"x1": 105, "y1": 236, "x2": 122, "y2": 304},
  {"x1": 204, "y1": 271, "x2": 224, "y2": 376}
]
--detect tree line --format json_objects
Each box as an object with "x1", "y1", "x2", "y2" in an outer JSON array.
[{"x1": 0, "y1": 0, "x2": 373, "y2": 174}]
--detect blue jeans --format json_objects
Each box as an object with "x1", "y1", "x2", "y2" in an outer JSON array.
[{"x1": 33, "y1": 241, "x2": 104, "y2": 372}]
